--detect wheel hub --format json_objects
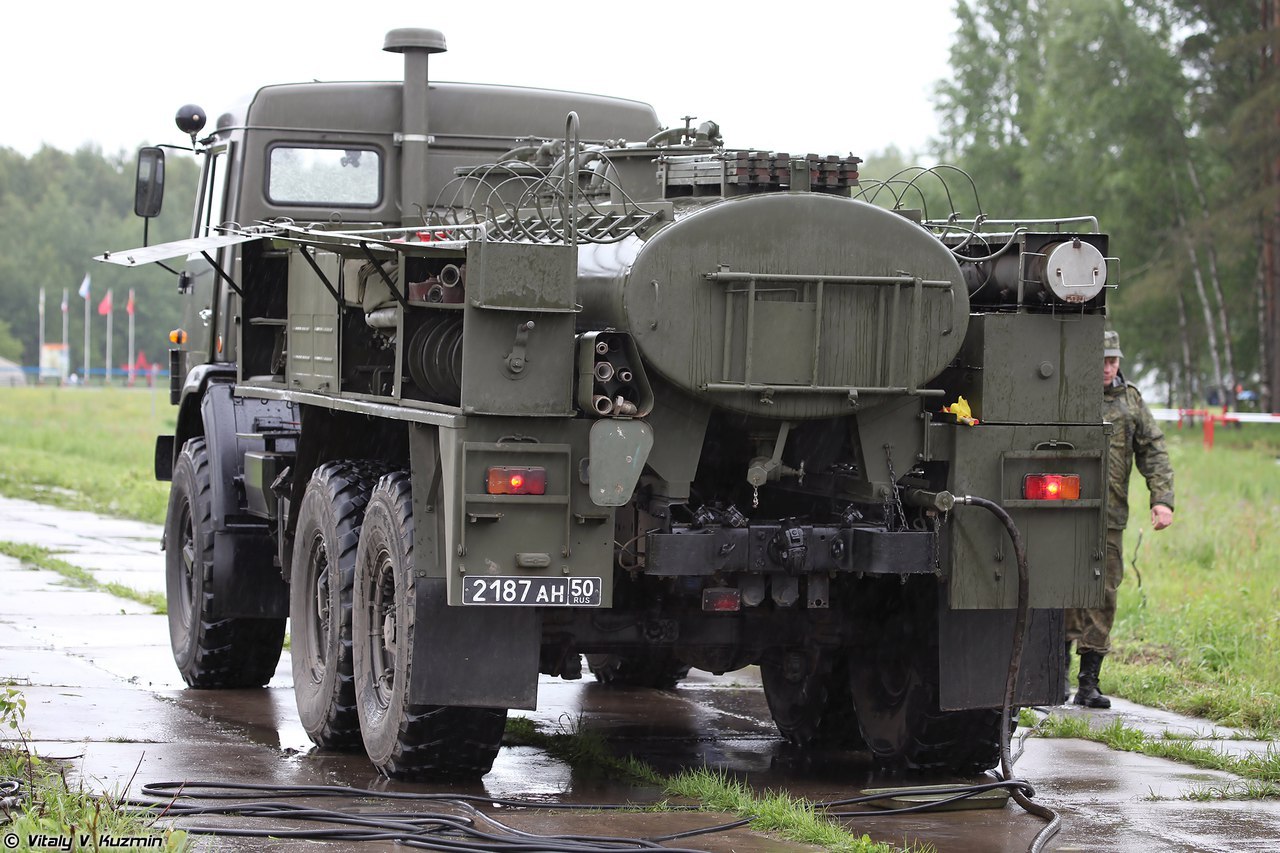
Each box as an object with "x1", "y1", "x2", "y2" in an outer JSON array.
[{"x1": 301, "y1": 533, "x2": 334, "y2": 683}]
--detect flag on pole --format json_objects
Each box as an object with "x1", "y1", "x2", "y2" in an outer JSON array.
[
  {"x1": 61, "y1": 289, "x2": 68, "y2": 314},
  {"x1": 98, "y1": 290, "x2": 113, "y2": 316},
  {"x1": 39, "y1": 288, "x2": 45, "y2": 313},
  {"x1": 126, "y1": 289, "x2": 135, "y2": 316},
  {"x1": 78, "y1": 273, "x2": 91, "y2": 299}
]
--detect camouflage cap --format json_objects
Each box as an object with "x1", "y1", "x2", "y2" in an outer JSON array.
[{"x1": 1103, "y1": 329, "x2": 1123, "y2": 358}]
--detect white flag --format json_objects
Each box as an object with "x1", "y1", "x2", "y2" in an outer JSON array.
[{"x1": 78, "y1": 274, "x2": 91, "y2": 299}]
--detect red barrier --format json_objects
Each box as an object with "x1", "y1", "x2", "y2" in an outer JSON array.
[{"x1": 1174, "y1": 408, "x2": 1238, "y2": 450}]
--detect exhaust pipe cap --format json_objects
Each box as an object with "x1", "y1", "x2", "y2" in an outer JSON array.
[{"x1": 384, "y1": 28, "x2": 447, "y2": 55}]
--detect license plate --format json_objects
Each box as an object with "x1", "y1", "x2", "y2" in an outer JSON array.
[{"x1": 462, "y1": 575, "x2": 602, "y2": 607}]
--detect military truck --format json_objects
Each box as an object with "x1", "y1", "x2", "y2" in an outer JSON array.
[{"x1": 100, "y1": 27, "x2": 1109, "y2": 780}]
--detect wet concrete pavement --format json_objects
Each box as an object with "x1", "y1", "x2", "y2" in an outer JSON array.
[{"x1": 2, "y1": 494, "x2": 1279, "y2": 851}]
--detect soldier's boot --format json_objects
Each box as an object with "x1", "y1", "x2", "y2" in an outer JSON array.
[
  {"x1": 1063, "y1": 642, "x2": 1073, "y2": 704},
  {"x1": 1074, "y1": 650, "x2": 1112, "y2": 709}
]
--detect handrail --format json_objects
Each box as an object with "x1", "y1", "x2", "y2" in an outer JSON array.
[{"x1": 706, "y1": 271, "x2": 953, "y2": 289}]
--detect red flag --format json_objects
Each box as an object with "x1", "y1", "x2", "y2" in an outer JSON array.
[
  {"x1": 97, "y1": 289, "x2": 113, "y2": 316},
  {"x1": 126, "y1": 289, "x2": 135, "y2": 316}
]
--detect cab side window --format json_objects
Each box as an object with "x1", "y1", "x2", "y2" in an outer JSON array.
[
  {"x1": 266, "y1": 146, "x2": 381, "y2": 207},
  {"x1": 195, "y1": 147, "x2": 230, "y2": 237}
]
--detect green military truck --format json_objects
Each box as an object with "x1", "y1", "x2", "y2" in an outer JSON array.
[{"x1": 100, "y1": 27, "x2": 1110, "y2": 780}]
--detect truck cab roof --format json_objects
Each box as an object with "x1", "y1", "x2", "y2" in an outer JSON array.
[{"x1": 214, "y1": 80, "x2": 662, "y2": 225}]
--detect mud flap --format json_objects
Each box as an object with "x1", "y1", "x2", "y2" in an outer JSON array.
[
  {"x1": 937, "y1": 606, "x2": 1065, "y2": 709},
  {"x1": 409, "y1": 577, "x2": 540, "y2": 710},
  {"x1": 198, "y1": 383, "x2": 294, "y2": 620},
  {"x1": 209, "y1": 527, "x2": 289, "y2": 619}
]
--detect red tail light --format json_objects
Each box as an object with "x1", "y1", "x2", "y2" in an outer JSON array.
[
  {"x1": 487, "y1": 466, "x2": 547, "y2": 495},
  {"x1": 702, "y1": 587, "x2": 742, "y2": 612},
  {"x1": 1023, "y1": 474, "x2": 1080, "y2": 501}
]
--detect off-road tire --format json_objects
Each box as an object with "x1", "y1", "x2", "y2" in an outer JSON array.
[
  {"x1": 290, "y1": 460, "x2": 389, "y2": 750},
  {"x1": 761, "y1": 648, "x2": 866, "y2": 749},
  {"x1": 846, "y1": 582, "x2": 1008, "y2": 772},
  {"x1": 585, "y1": 653, "x2": 691, "y2": 689},
  {"x1": 352, "y1": 471, "x2": 507, "y2": 779},
  {"x1": 848, "y1": 653, "x2": 1007, "y2": 772},
  {"x1": 166, "y1": 438, "x2": 285, "y2": 688}
]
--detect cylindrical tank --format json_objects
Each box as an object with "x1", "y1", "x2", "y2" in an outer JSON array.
[{"x1": 577, "y1": 193, "x2": 969, "y2": 419}]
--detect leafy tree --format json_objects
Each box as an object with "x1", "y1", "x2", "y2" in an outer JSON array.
[
  {"x1": 933, "y1": 0, "x2": 1270, "y2": 406},
  {"x1": 0, "y1": 317, "x2": 21, "y2": 362},
  {"x1": 934, "y1": 0, "x2": 1047, "y2": 215},
  {"x1": 0, "y1": 145, "x2": 198, "y2": 379}
]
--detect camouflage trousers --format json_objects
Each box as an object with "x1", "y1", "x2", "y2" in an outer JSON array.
[{"x1": 1065, "y1": 528, "x2": 1124, "y2": 655}]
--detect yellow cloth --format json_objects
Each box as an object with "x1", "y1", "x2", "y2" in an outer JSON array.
[{"x1": 944, "y1": 396, "x2": 978, "y2": 425}]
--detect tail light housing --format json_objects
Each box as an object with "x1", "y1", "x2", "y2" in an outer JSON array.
[
  {"x1": 1022, "y1": 473, "x2": 1080, "y2": 501},
  {"x1": 487, "y1": 466, "x2": 547, "y2": 495}
]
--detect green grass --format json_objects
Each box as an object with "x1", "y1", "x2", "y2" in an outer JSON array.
[
  {"x1": 502, "y1": 717, "x2": 921, "y2": 852},
  {"x1": 666, "y1": 768, "x2": 923, "y2": 852},
  {"x1": 2, "y1": 689, "x2": 188, "y2": 850},
  {"x1": 0, "y1": 755, "x2": 190, "y2": 852},
  {"x1": 0, "y1": 386, "x2": 174, "y2": 524},
  {"x1": 502, "y1": 714, "x2": 665, "y2": 786},
  {"x1": 1105, "y1": 428, "x2": 1280, "y2": 736},
  {"x1": 1030, "y1": 712, "x2": 1280, "y2": 800},
  {"x1": 0, "y1": 541, "x2": 165, "y2": 613}
]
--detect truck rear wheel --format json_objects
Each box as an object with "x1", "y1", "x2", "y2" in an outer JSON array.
[
  {"x1": 585, "y1": 653, "x2": 691, "y2": 689},
  {"x1": 352, "y1": 472, "x2": 507, "y2": 779},
  {"x1": 166, "y1": 438, "x2": 285, "y2": 688},
  {"x1": 761, "y1": 648, "x2": 865, "y2": 748},
  {"x1": 847, "y1": 653, "x2": 1006, "y2": 772},
  {"x1": 290, "y1": 460, "x2": 387, "y2": 750},
  {"x1": 846, "y1": 584, "x2": 1007, "y2": 772}
]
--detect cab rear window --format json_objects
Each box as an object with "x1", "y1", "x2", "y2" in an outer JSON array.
[{"x1": 266, "y1": 146, "x2": 381, "y2": 206}]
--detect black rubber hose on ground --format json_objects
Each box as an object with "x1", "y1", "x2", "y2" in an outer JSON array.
[
  {"x1": 959, "y1": 494, "x2": 1061, "y2": 853},
  {"x1": 123, "y1": 781, "x2": 739, "y2": 852}
]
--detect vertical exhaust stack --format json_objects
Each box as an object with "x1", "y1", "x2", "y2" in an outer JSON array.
[{"x1": 384, "y1": 28, "x2": 447, "y2": 226}]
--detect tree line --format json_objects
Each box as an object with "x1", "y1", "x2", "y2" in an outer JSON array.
[
  {"x1": 0, "y1": 145, "x2": 197, "y2": 377},
  {"x1": 927, "y1": 0, "x2": 1280, "y2": 410}
]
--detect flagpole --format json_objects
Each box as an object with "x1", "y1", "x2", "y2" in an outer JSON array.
[
  {"x1": 61, "y1": 289, "x2": 69, "y2": 383},
  {"x1": 105, "y1": 290, "x2": 113, "y2": 386},
  {"x1": 38, "y1": 288, "x2": 45, "y2": 385},
  {"x1": 83, "y1": 289, "x2": 90, "y2": 383},
  {"x1": 128, "y1": 289, "x2": 135, "y2": 386},
  {"x1": 78, "y1": 273, "x2": 91, "y2": 384}
]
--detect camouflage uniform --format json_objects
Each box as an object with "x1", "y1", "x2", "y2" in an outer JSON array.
[{"x1": 1065, "y1": 374, "x2": 1175, "y2": 654}]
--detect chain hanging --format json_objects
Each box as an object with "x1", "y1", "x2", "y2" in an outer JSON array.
[
  {"x1": 931, "y1": 507, "x2": 949, "y2": 570},
  {"x1": 883, "y1": 444, "x2": 908, "y2": 532}
]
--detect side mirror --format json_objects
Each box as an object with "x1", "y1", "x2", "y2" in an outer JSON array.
[{"x1": 134, "y1": 147, "x2": 166, "y2": 219}]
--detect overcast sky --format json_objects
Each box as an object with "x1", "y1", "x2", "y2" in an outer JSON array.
[{"x1": 2, "y1": 1, "x2": 958, "y2": 160}]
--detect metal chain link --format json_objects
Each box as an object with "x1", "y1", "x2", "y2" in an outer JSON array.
[
  {"x1": 931, "y1": 507, "x2": 949, "y2": 570},
  {"x1": 883, "y1": 444, "x2": 908, "y2": 531}
]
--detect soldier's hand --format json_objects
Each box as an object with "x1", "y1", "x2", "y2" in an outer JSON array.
[{"x1": 1151, "y1": 504, "x2": 1173, "y2": 531}]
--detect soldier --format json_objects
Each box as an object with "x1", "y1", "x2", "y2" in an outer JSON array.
[{"x1": 1066, "y1": 329, "x2": 1175, "y2": 708}]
